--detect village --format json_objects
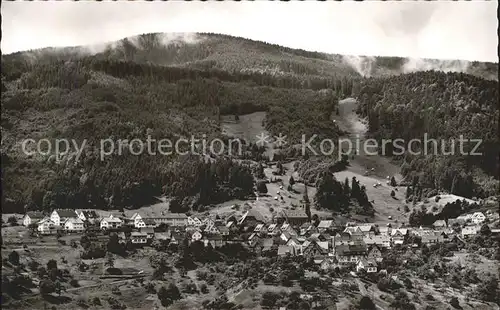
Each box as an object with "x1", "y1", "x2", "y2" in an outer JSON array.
[{"x1": 17, "y1": 201, "x2": 500, "y2": 275}]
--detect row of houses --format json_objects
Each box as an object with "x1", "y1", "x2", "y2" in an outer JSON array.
[{"x1": 22, "y1": 209, "x2": 190, "y2": 235}]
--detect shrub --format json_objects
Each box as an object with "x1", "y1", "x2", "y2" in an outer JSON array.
[
  {"x1": 7, "y1": 216, "x2": 18, "y2": 226},
  {"x1": 70, "y1": 279, "x2": 80, "y2": 287},
  {"x1": 8, "y1": 251, "x2": 20, "y2": 265}
]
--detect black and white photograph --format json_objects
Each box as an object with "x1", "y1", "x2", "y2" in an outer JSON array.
[{"x1": 1, "y1": 1, "x2": 499, "y2": 309}]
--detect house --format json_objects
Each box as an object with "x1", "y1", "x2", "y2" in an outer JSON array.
[
  {"x1": 390, "y1": 229, "x2": 408, "y2": 245},
  {"x1": 50, "y1": 209, "x2": 79, "y2": 226},
  {"x1": 334, "y1": 243, "x2": 367, "y2": 265},
  {"x1": 456, "y1": 214, "x2": 472, "y2": 223},
  {"x1": 357, "y1": 224, "x2": 377, "y2": 237},
  {"x1": 238, "y1": 209, "x2": 265, "y2": 226},
  {"x1": 37, "y1": 218, "x2": 57, "y2": 235},
  {"x1": 189, "y1": 230, "x2": 203, "y2": 242},
  {"x1": 317, "y1": 220, "x2": 335, "y2": 233},
  {"x1": 100, "y1": 215, "x2": 123, "y2": 230},
  {"x1": 130, "y1": 232, "x2": 148, "y2": 245},
  {"x1": 471, "y1": 212, "x2": 486, "y2": 225},
  {"x1": 432, "y1": 220, "x2": 447, "y2": 229},
  {"x1": 130, "y1": 213, "x2": 188, "y2": 228},
  {"x1": 363, "y1": 235, "x2": 391, "y2": 249},
  {"x1": 421, "y1": 234, "x2": 441, "y2": 245},
  {"x1": 216, "y1": 225, "x2": 230, "y2": 236},
  {"x1": 23, "y1": 212, "x2": 44, "y2": 227},
  {"x1": 367, "y1": 245, "x2": 383, "y2": 262},
  {"x1": 140, "y1": 227, "x2": 155, "y2": 239},
  {"x1": 204, "y1": 234, "x2": 226, "y2": 248},
  {"x1": 76, "y1": 210, "x2": 99, "y2": 223},
  {"x1": 187, "y1": 216, "x2": 203, "y2": 227},
  {"x1": 302, "y1": 241, "x2": 329, "y2": 257},
  {"x1": 356, "y1": 259, "x2": 378, "y2": 273},
  {"x1": 277, "y1": 245, "x2": 294, "y2": 256},
  {"x1": 461, "y1": 225, "x2": 480, "y2": 238},
  {"x1": 63, "y1": 218, "x2": 85, "y2": 232},
  {"x1": 277, "y1": 210, "x2": 309, "y2": 226},
  {"x1": 254, "y1": 223, "x2": 265, "y2": 233},
  {"x1": 343, "y1": 227, "x2": 364, "y2": 242},
  {"x1": 169, "y1": 231, "x2": 187, "y2": 244},
  {"x1": 153, "y1": 213, "x2": 189, "y2": 227}
]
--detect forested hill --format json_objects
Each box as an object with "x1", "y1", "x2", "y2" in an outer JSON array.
[
  {"x1": 1, "y1": 33, "x2": 498, "y2": 213},
  {"x1": 355, "y1": 71, "x2": 499, "y2": 199},
  {"x1": 3, "y1": 32, "x2": 498, "y2": 81}
]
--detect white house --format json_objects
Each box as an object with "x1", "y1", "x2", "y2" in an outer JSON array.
[
  {"x1": 23, "y1": 212, "x2": 44, "y2": 227},
  {"x1": 75, "y1": 210, "x2": 99, "y2": 223},
  {"x1": 50, "y1": 209, "x2": 79, "y2": 226},
  {"x1": 356, "y1": 258, "x2": 378, "y2": 273},
  {"x1": 130, "y1": 232, "x2": 148, "y2": 244},
  {"x1": 37, "y1": 218, "x2": 57, "y2": 235},
  {"x1": 100, "y1": 215, "x2": 123, "y2": 230},
  {"x1": 471, "y1": 212, "x2": 486, "y2": 225},
  {"x1": 461, "y1": 225, "x2": 480, "y2": 238},
  {"x1": 63, "y1": 218, "x2": 85, "y2": 232}
]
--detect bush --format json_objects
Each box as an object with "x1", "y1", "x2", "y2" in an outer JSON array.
[
  {"x1": 70, "y1": 279, "x2": 80, "y2": 287},
  {"x1": 92, "y1": 297, "x2": 102, "y2": 306},
  {"x1": 8, "y1": 251, "x2": 20, "y2": 265},
  {"x1": 256, "y1": 181, "x2": 268, "y2": 194},
  {"x1": 7, "y1": 216, "x2": 18, "y2": 226},
  {"x1": 450, "y1": 297, "x2": 460, "y2": 308},
  {"x1": 358, "y1": 296, "x2": 376, "y2": 310},
  {"x1": 106, "y1": 267, "x2": 123, "y2": 275}
]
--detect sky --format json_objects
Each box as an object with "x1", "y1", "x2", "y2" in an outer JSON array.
[{"x1": 2, "y1": 1, "x2": 498, "y2": 62}]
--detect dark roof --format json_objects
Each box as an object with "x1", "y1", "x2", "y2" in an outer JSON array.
[
  {"x1": 281, "y1": 209, "x2": 308, "y2": 219},
  {"x1": 26, "y1": 212, "x2": 44, "y2": 219},
  {"x1": 140, "y1": 227, "x2": 155, "y2": 234},
  {"x1": 82, "y1": 210, "x2": 98, "y2": 218},
  {"x1": 55, "y1": 209, "x2": 78, "y2": 218},
  {"x1": 143, "y1": 218, "x2": 156, "y2": 225},
  {"x1": 335, "y1": 243, "x2": 368, "y2": 256},
  {"x1": 216, "y1": 225, "x2": 230, "y2": 233}
]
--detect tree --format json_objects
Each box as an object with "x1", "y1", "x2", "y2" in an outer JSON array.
[
  {"x1": 358, "y1": 296, "x2": 376, "y2": 310},
  {"x1": 390, "y1": 176, "x2": 397, "y2": 187},
  {"x1": 256, "y1": 181, "x2": 268, "y2": 194},
  {"x1": 8, "y1": 251, "x2": 20, "y2": 265},
  {"x1": 261, "y1": 291, "x2": 280, "y2": 309},
  {"x1": 289, "y1": 176, "x2": 295, "y2": 187},
  {"x1": 7, "y1": 216, "x2": 18, "y2": 226},
  {"x1": 449, "y1": 297, "x2": 460, "y2": 308},
  {"x1": 479, "y1": 224, "x2": 491, "y2": 236},
  {"x1": 39, "y1": 279, "x2": 56, "y2": 296},
  {"x1": 390, "y1": 190, "x2": 396, "y2": 198},
  {"x1": 106, "y1": 253, "x2": 115, "y2": 268},
  {"x1": 47, "y1": 259, "x2": 58, "y2": 271}
]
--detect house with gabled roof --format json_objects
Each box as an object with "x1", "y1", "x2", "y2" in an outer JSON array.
[
  {"x1": 63, "y1": 218, "x2": 85, "y2": 232},
  {"x1": 100, "y1": 215, "x2": 123, "y2": 230},
  {"x1": 187, "y1": 216, "x2": 203, "y2": 227},
  {"x1": 317, "y1": 220, "x2": 335, "y2": 233},
  {"x1": 277, "y1": 245, "x2": 294, "y2": 256},
  {"x1": 432, "y1": 220, "x2": 447, "y2": 229},
  {"x1": 367, "y1": 245, "x2": 383, "y2": 262},
  {"x1": 23, "y1": 212, "x2": 45, "y2": 227},
  {"x1": 76, "y1": 210, "x2": 99, "y2": 223},
  {"x1": 276, "y1": 209, "x2": 309, "y2": 226},
  {"x1": 363, "y1": 235, "x2": 391, "y2": 249},
  {"x1": 37, "y1": 218, "x2": 57, "y2": 235},
  {"x1": 356, "y1": 258, "x2": 378, "y2": 273},
  {"x1": 238, "y1": 209, "x2": 265, "y2": 226},
  {"x1": 51, "y1": 209, "x2": 79, "y2": 226},
  {"x1": 471, "y1": 212, "x2": 486, "y2": 225},
  {"x1": 334, "y1": 242, "x2": 368, "y2": 265}
]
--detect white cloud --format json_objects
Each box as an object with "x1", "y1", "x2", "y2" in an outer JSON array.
[{"x1": 1, "y1": 1, "x2": 497, "y2": 62}]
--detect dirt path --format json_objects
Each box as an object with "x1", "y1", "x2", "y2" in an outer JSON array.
[{"x1": 333, "y1": 98, "x2": 401, "y2": 181}]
